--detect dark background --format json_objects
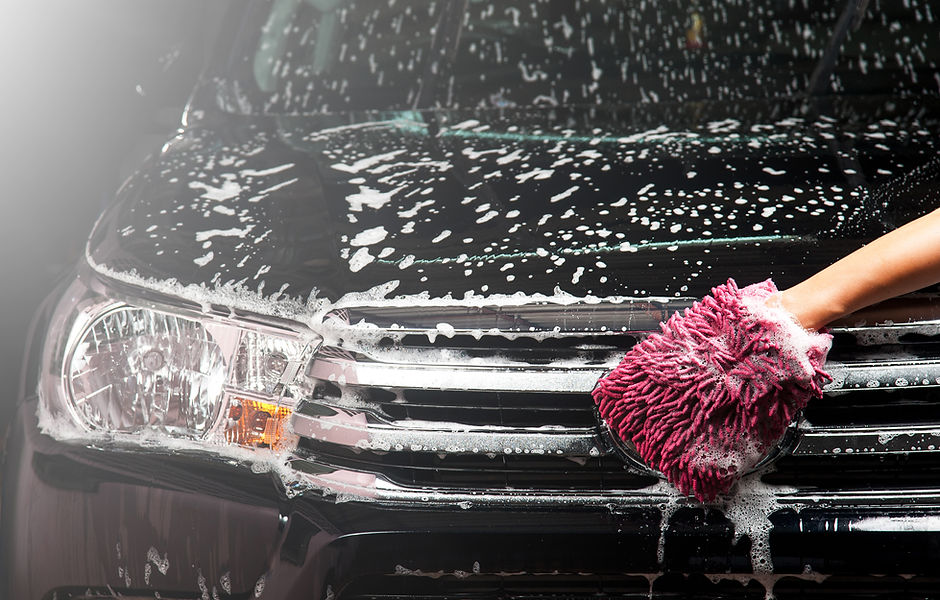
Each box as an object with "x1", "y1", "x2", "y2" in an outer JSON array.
[{"x1": 0, "y1": 1, "x2": 227, "y2": 425}]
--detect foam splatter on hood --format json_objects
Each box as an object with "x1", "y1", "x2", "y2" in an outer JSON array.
[{"x1": 88, "y1": 96, "x2": 940, "y2": 307}]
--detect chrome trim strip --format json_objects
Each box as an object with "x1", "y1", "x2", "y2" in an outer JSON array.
[
  {"x1": 310, "y1": 355, "x2": 608, "y2": 393},
  {"x1": 824, "y1": 359, "x2": 940, "y2": 392},
  {"x1": 290, "y1": 459, "x2": 940, "y2": 508},
  {"x1": 290, "y1": 403, "x2": 606, "y2": 456},
  {"x1": 834, "y1": 319, "x2": 940, "y2": 344},
  {"x1": 310, "y1": 355, "x2": 940, "y2": 395}
]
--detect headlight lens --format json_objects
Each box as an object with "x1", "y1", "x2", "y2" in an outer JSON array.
[
  {"x1": 67, "y1": 307, "x2": 226, "y2": 436},
  {"x1": 43, "y1": 273, "x2": 318, "y2": 452}
]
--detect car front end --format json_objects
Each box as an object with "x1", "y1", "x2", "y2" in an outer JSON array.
[{"x1": 5, "y1": 1, "x2": 940, "y2": 598}]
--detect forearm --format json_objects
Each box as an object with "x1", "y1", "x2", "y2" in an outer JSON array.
[{"x1": 779, "y1": 207, "x2": 940, "y2": 330}]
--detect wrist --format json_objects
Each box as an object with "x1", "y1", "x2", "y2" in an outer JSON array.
[{"x1": 777, "y1": 287, "x2": 843, "y2": 331}]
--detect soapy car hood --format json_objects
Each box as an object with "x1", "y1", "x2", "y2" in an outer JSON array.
[{"x1": 88, "y1": 96, "x2": 940, "y2": 307}]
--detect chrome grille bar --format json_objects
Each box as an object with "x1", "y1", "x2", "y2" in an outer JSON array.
[
  {"x1": 792, "y1": 424, "x2": 940, "y2": 456},
  {"x1": 310, "y1": 352, "x2": 940, "y2": 395},
  {"x1": 310, "y1": 356, "x2": 607, "y2": 393},
  {"x1": 289, "y1": 462, "x2": 940, "y2": 508},
  {"x1": 290, "y1": 401, "x2": 605, "y2": 456},
  {"x1": 824, "y1": 359, "x2": 940, "y2": 391}
]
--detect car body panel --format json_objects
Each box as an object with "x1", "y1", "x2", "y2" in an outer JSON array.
[{"x1": 89, "y1": 97, "x2": 939, "y2": 305}]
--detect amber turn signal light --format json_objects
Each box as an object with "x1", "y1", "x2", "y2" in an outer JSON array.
[{"x1": 224, "y1": 398, "x2": 294, "y2": 449}]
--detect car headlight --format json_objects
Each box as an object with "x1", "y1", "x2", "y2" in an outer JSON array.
[
  {"x1": 40, "y1": 269, "x2": 319, "y2": 453},
  {"x1": 67, "y1": 306, "x2": 226, "y2": 435}
]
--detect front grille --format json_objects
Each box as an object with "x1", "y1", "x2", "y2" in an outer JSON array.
[{"x1": 290, "y1": 301, "x2": 940, "y2": 503}]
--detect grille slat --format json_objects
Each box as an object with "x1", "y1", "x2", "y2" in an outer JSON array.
[
  {"x1": 764, "y1": 453, "x2": 940, "y2": 490},
  {"x1": 383, "y1": 390, "x2": 597, "y2": 427},
  {"x1": 804, "y1": 387, "x2": 940, "y2": 427},
  {"x1": 296, "y1": 439, "x2": 657, "y2": 491}
]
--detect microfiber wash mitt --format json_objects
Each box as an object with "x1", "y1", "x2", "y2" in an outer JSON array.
[{"x1": 593, "y1": 279, "x2": 832, "y2": 502}]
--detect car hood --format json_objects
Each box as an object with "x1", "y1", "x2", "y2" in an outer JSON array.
[{"x1": 88, "y1": 96, "x2": 940, "y2": 310}]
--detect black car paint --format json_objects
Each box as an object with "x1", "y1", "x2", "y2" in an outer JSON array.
[{"x1": 89, "y1": 96, "x2": 939, "y2": 305}]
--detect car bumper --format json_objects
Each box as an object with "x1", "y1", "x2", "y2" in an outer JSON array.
[{"x1": 5, "y1": 398, "x2": 940, "y2": 600}]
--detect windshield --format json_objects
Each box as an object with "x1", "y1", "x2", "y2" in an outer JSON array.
[{"x1": 220, "y1": 0, "x2": 940, "y2": 114}]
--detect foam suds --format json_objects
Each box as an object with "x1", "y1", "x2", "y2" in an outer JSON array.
[
  {"x1": 851, "y1": 321, "x2": 940, "y2": 346},
  {"x1": 90, "y1": 250, "x2": 679, "y2": 321},
  {"x1": 704, "y1": 569, "x2": 830, "y2": 600},
  {"x1": 643, "y1": 474, "x2": 801, "y2": 599},
  {"x1": 36, "y1": 403, "x2": 312, "y2": 498},
  {"x1": 685, "y1": 436, "x2": 765, "y2": 477},
  {"x1": 88, "y1": 251, "x2": 687, "y2": 356},
  {"x1": 147, "y1": 546, "x2": 170, "y2": 575},
  {"x1": 722, "y1": 475, "x2": 795, "y2": 575}
]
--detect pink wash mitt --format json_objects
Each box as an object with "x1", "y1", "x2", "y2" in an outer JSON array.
[{"x1": 593, "y1": 279, "x2": 832, "y2": 502}]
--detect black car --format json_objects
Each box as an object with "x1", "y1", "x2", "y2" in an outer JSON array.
[{"x1": 4, "y1": 1, "x2": 940, "y2": 598}]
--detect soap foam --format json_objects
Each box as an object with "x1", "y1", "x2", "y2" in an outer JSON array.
[{"x1": 722, "y1": 475, "x2": 795, "y2": 575}]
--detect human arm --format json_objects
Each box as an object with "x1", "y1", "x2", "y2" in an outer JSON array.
[{"x1": 778, "y1": 207, "x2": 940, "y2": 331}]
